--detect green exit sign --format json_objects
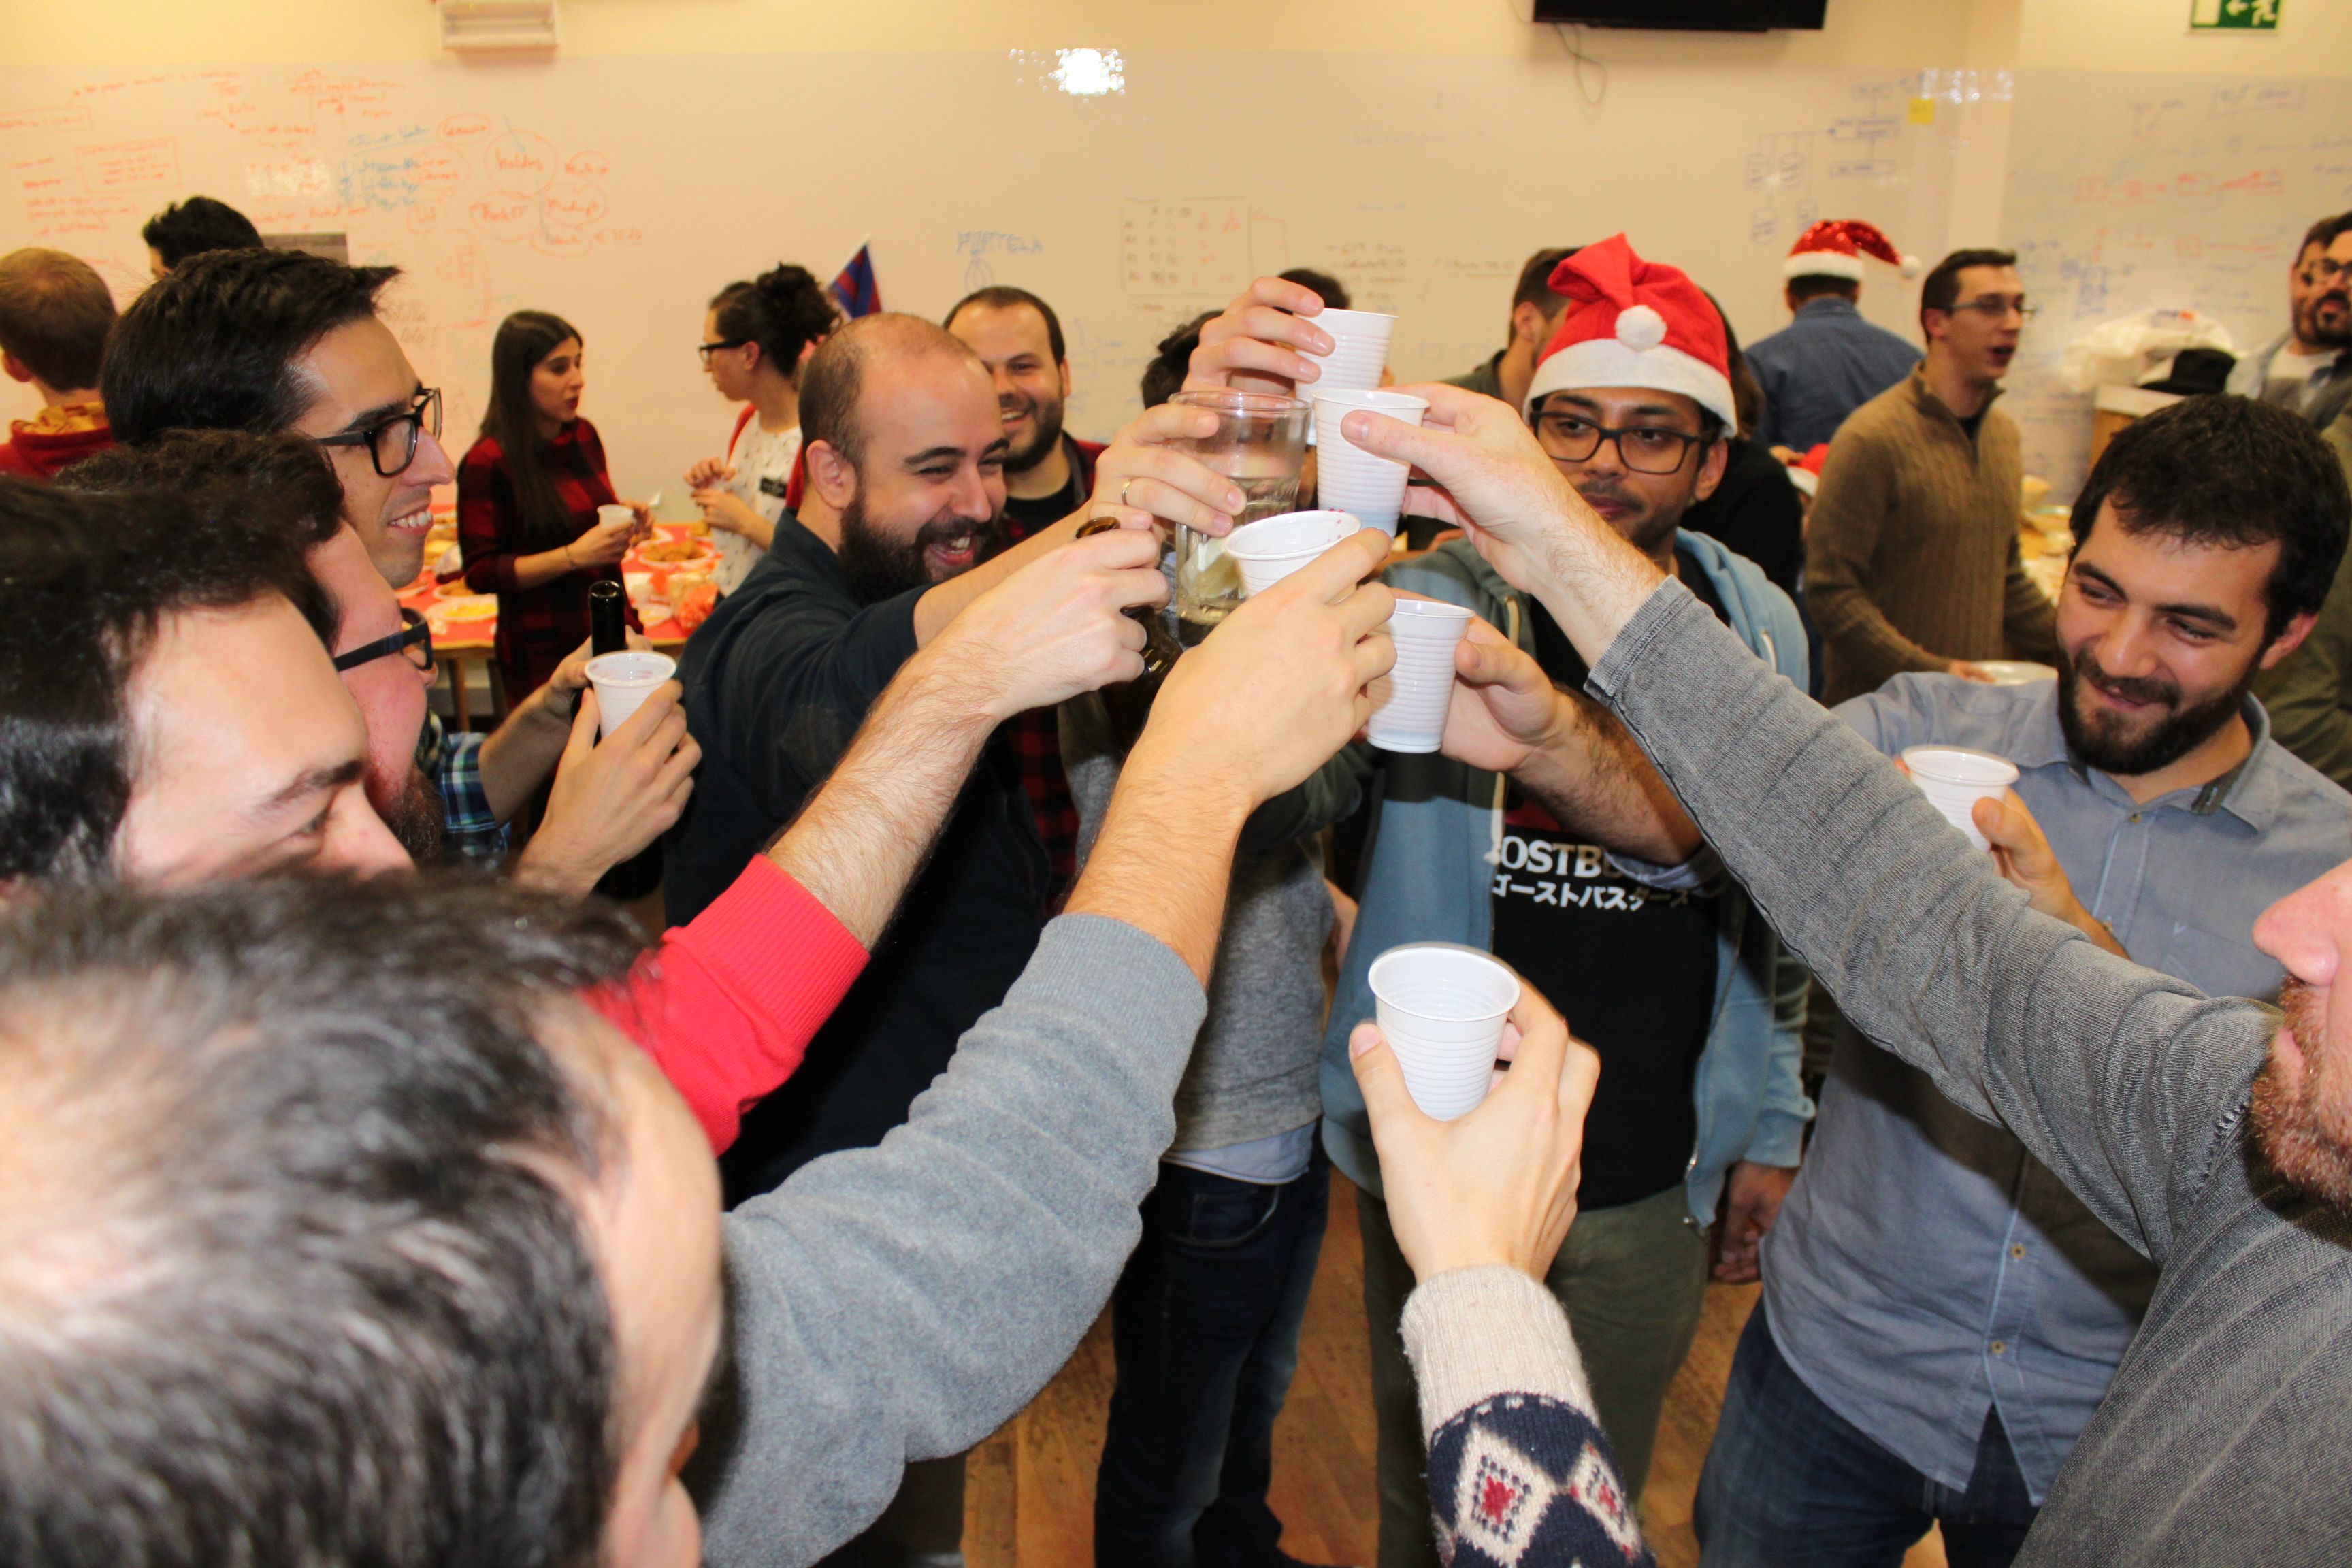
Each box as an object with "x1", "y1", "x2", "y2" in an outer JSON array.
[{"x1": 2191, "y1": 0, "x2": 2280, "y2": 29}]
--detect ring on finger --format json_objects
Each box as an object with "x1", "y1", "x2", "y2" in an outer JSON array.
[{"x1": 1119, "y1": 478, "x2": 1135, "y2": 508}]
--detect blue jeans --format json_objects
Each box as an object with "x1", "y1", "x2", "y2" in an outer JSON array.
[
  {"x1": 1094, "y1": 1145, "x2": 1330, "y2": 1568},
  {"x1": 1695, "y1": 1305, "x2": 2039, "y2": 1568}
]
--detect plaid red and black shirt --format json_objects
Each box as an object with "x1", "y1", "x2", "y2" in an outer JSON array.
[
  {"x1": 458, "y1": 419, "x2": 640, "y2": 703},
  {"x1": 1001, "y1": 434, "x2": 1105, "y2": 904}
]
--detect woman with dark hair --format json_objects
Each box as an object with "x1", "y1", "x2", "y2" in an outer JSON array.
[
  {"x1": 459, "y1": 310, "x2": 644, "y2": 703},
  {"x1": 685, "y1": 264, "x2": 837, "y2": 594}
]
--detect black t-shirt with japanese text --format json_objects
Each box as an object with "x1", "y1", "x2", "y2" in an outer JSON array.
[{"x1": 1492, "y1": 546, "x2": 1729, "y2": 1211}]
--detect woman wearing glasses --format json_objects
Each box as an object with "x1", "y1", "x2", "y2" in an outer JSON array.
[
  {"x1": 458, "y1": 310, "x2": 647, "y2": 703},
  {"x1": 684, "y1": 263, "x2": 836, "y2": 596}
]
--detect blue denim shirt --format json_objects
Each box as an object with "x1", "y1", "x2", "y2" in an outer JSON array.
[
  {"x1": 1745, "y1": 297, "x2": 1922, "y2": 451},
  {"x1": 1763, "y1": 673, "x2": 2352, "y2": 1502}
]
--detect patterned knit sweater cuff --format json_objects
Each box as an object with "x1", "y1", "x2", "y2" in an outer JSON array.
[{"x1": 1403, "y1": 1266, "x2": 1654, "y2": 1567}]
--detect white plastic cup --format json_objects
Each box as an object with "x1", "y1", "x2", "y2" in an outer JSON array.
[
  {"x1": 1313, "y1": 389, "x2": 1430, "y2": 537},
  {"x1": 1365, "y1": 598, "x2": 1473, "y2": 753},
  {"x1": 596, "y1": 502, "x2": 634, "y2": 532},
  {"x1": 1368, "y1": 942, "x2": 1520, "y2": 1120},
  {"x1": 1902, "y1": 745, "x2": 2018, "y2": 851},
  {"x1": 585, "y1": 651, "x2": 676, "y2": 739},
  {"x1": 1225, "y1": 509, "x2": 1362, "y2": 595},
  {"x1": 1305, "y1": 308, "x2": 1396, "y2": 393}
]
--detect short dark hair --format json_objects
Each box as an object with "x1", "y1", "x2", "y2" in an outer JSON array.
[
  {"x1": 1918, "y1": 248, "x2": 2017, "y2": 338},
  {"x1": 943, "y1": 284, "x2": 1066, "y2": 363},
  {"x1": 2300, "y1": 210, "x2": 2352, "y2": 257},
  {"x1": 2072, "y1": 394, "x2": 2351, "y2": 642},
  {"x1": 710, "y1": 263, "x2": 837, "y2": 376},
  {"x1": 0, "y1": 248, "x2": 116, "y2": 391},
  {"x1": 1514, "y1": 248, "x2": 1579, "y2": 314},
  {"x1": 1279, "y1": 268, "x2": 1351, "y2": 310},
  {"x1": 0, "y1": 872, "x2": 642, "y2": 1567},
  {"x1": 800, "y1": 312, "x2": 979, "y2": 471},
  {"x1": 58, "y1": 428, "x2": 347, "y2": 550},
  {"x1": 140, "y1": 195, "x2": 265, "y2": 269},
  {"x1": 0, "y1": 478, "x2": 333, "y2": 881},
  {"x1": 103, "y1": 248, "x2": 399, "y2": 444},
  {"x1": 1786, "y1": 274, "x2": 1861, "y2": 305},
  {"x1": 1139, "y1": 310, "x2": 1218, "y2": 410}
]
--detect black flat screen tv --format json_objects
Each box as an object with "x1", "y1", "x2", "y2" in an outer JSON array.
[{"x1": 1532, "y1": 0, "x2": 1829, "y2": 30}]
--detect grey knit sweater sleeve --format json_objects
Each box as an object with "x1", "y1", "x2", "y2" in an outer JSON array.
[
  {"x1": 1588, "y1": 578, "x2": 2277, "y2": 1263},
  {"x1": 692, "y1": 913, "x2": 1207, "y2": 1567}
]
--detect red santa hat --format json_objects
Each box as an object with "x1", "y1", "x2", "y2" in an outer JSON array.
[
  {"x1": 1784, "y1": 219, "x2": 1921, "y2": 282},
  {"x1": 1523, "y1": 234, "x2": 1737, "y2": 431}
]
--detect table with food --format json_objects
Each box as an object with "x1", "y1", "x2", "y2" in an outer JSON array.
[{"x1": 399, "y1": 512, "x2": 725, "y2": 728}]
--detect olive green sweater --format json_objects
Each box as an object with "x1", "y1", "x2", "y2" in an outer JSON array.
[{"x1": 1806, "y1": 368, "x2": 2057, "y2": 704}]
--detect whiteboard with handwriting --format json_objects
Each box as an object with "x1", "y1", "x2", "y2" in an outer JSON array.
[
  {"x1": 2002, "y1": 71, "x2": 2352, "y2": 493},
  {"x1": 0, "y1": 52, "x2": 1988, "y2": 500}
]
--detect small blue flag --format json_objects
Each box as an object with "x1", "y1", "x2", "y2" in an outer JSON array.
[{"x1": 827, "y1": 242, "x2": 881, "y2": 319}]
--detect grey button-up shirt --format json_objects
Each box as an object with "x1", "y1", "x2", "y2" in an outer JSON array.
[{"x1": 1763, "y1": 672, "x2": 2352, "y2": 1501}]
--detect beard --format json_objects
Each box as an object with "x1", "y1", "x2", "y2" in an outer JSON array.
[
  {"x1": 382, "y1": 764, "x2": 445, "y2": 862},
  {"x1": 2251, "y1": 977, "x2": 2352, "y2": 1211},
  {"x1": 836, "y1": 493, "x2": 1006, "y2": 604},
  {"x1": 1002, "y1": 390, "x2": 1067, "y2": 475},
  {"x1": 1572, "y1": 475, "x2": 1684, "y2": 559},
  {"x1": 2296, "y1": 286, "x2": 2349, "y2": 349},
  {"x1": 2055, "y1": 642, "x2": 2251, "y2": 777}
]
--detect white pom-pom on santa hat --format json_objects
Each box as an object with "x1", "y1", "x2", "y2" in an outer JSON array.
[
  {"x1": 1616, "y1": 304, "x2": 1667, "y2": 352},
  {"x1": 1898, "y1": 254, "x2": 1923, "y2": 278}
]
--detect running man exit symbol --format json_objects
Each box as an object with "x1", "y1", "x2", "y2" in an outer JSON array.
[{"x1": 2190, "y1": 0, "x2": 2280, "y2": 29}]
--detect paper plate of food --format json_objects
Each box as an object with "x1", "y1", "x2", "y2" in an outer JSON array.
[
  {"x1": 436, "y1": 596, "x2": 498, "y2": 623},
  {"x1": 638, "y1": 538, "x2": 719, "y2": 568}
]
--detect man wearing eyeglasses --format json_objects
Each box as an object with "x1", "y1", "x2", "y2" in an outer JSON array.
[
  {"x1": 2225, "y1": 211, "x2": 2352, "y2": 426},
  {"x1": 1803, "y1": 247, "x2": 2059, "y2": 706},
  {"x1": 1264, "y1": 238, "x2": 1812, "y2": 1563},
  {"x1": 102, "y1": 248, "x2": 615, "y2": 877}
]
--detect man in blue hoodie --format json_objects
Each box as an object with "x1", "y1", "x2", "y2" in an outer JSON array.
[{"x1": 1274, "y1": 237, "x2": 1812, "y2": 1564}]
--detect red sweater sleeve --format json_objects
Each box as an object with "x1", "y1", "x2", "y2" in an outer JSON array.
[{"x1": 591, "y1": 858, "x2": 868, "y2": 1152}]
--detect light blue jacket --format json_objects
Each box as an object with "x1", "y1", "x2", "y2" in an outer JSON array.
[{"x1": 1318, "y1": 535, "x2": 1814, "y2": 1226}]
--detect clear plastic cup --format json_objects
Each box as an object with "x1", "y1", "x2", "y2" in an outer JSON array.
[
  {"x1": 1902, "y1": 745, "x2": 2018, "y2": 851},
  {"x1": 1305, "y1": 308, "x2": 1396, "y2": 393},
  {"x1": 1365, "y1": 599, "x2": 1473, "y2": 753},
  {"x1": 1225, "y1": 509, "x2": 1362, "y2": 595},
  {"x1": 1168, "y1": 389, "x2": 1311, "y2": 629},
  {"x1": 1312, "y1": 389, "x2": 1429, "y2": 538},
  {"x1": 585, "y1": 651, "x2": 675, "y2": 739},
  {"x1": 1368, "y1": 942, "x2": 1520, "y2": 1120}
]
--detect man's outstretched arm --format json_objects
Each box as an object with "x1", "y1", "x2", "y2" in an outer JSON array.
[
  {"x1": 693, "y1": 532, "x2": 1397, "y2": 1566},
  {"x1": 1346, "y1": 385, "x2": 2276, "y2": 1264},
  {"x1": 606, "y1": 526, "x2": 1171, "y2": 1150}
]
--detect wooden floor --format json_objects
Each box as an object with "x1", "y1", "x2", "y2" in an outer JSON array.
[{"x1": 966, "y1": 1173, "x2": 1945, "y2": 1568}]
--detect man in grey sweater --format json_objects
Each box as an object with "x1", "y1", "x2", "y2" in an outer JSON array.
[{"x1": 1340, "y1": 383, "x2": 2352, "y2": 1564}]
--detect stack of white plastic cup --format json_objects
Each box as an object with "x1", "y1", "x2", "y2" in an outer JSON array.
[
  {"x1": 1224, "y1": 510, "x2": 1362, "y2": 595},
  {"x1": 1313, "y1": 389, "x2": 1429, "y2": 537},
  {"x1": 1365, "y1": 599, "x2": 1473, "y2": 753},
  {"x1": 585, "y1": 651, "x2": 675, "y2": 740},
  {"x1": 1368, "y1": 942, "x2": 1520, "y2": 1120},
  {"x1": 1305, "y1": 308, "x2": 1396, "y2": 393},
  {"x1": 1902, "y1": 745, "x2": 2017, "y2": 851}
]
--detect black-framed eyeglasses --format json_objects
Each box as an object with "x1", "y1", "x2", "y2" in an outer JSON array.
[
  {"x1": 2315, "y1": 256, "x2": 2352, "y2": 284},
  {"x1": 314, "y1": 387, "x2": 442, "y2": 478},
  {"x1": 333, "y1": 606, "x2": 436, "y2": 676},
  {"x1": 1532, "y1": 410, "x2": 1710, "y2": 475},
  {"x1": 1946, "y1": 295, "x2": 2039, "y2": 321},
  {"x1": 698, "y1": 338, "x2": 751, "y2": 363}
]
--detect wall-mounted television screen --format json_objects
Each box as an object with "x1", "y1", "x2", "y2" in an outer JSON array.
[{"x1": 1531, "y1": 1, "x2": 1829, "y2": 30}]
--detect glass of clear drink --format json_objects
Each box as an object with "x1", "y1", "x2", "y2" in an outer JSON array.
[{"x1": 1168, "y1": 389, "x2": 1311, "y2": 631}]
